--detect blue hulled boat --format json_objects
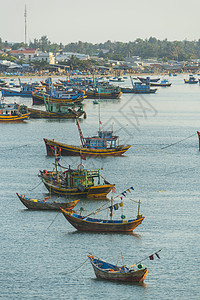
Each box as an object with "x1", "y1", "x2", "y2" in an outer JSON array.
[{"x1": 0, "y1": 82, "x2": 38, "y2": 97}]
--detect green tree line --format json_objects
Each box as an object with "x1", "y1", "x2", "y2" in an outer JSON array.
[{"x1": 1, "y1": 36, "x2": 200, "y2": 61}]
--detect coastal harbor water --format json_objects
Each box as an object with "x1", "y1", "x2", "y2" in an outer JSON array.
[{"x1": 0, "y1": 74, "x2": 200, "y2": 299}]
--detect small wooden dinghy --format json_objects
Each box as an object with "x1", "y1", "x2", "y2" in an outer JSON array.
[
  {"x1": 88, "y1": 255, "x2": 148, "y2": 282},
  {"x1": 88, "y1": 250, "x2": 162, "y2": 282},
  {"x1": 16, "y1": 193, "x2": 80, "y2": 210}
]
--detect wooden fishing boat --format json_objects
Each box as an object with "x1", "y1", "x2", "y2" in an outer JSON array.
[
  {"x1": 0, "y1": 101, "x2": 30, "y2": 122},
  {"x1": 85, "y1": 89, "x2": 122, "y2": 99},
  {"x1": 39, "y1": 169, "x2": 114, "y2": 198},
  {"x1": 184, "y1": 75, "x2": 198, "y2": 84},
  {"x1": 0, "y1": 82, "x2": 39, "y2": 97},
  {"x1": 121, "y1": 76, "x2": 157, "y2": 94},
  {"x1": 32, "y1": 90, "x2": 86, "y2": 105},
  {"x1": 137, "y1": 76, "x2": 160, "y2": 83},
  {"x1": 44, "y1": 138, "x2": 130, "y2": 157},
  {"x1": 39, "y1": 153, "x2": 114, "y2": 198},
  {"x1": 60, "y1": 208, "x2": 144, "y2": 232},
  {"x1": 28, "y1": 107, "x2": 86, "y2": 119},
  {"x1": 109, "y1": 77, "x2": 124, "y2": 82},
  {"x1": 88, "y1": 255, "x2": 148, "y2": 282},
  {"x1": 121, "y1": 83, "x2": 157, "y2": 94},
  {"x1": 28, "y1": 101, "x2": 86, "y2": 119},
  {"x1": 16, "y1": 193, "x2": 80, "y2": 210},
  {"x1": 150, "y1": 80, "x2": 172, "y2": 87},
  {"x1": 44, "y1": 118, "x2": 130, "y2": 157}
]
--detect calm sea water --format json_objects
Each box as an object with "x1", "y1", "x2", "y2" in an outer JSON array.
[{"x1": 0, "y1": 75, "x2": 200, "y2": 299}]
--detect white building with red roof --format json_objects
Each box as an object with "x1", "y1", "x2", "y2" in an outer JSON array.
[{"x1": 9, "y1": 48, "x2": 38, "y2": 60}]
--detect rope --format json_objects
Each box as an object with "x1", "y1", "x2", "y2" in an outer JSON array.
[
  {"x1": 62, "y1": 258, "x2": 89, "y2": 274},
  {"x1": 29, "y1": 181, "x2": 42, "y2": 191},
  {"x1": 0, "y1": 141, "x2": 39, "y2": 152},
  {"x1": 161, "y1": 134, "x2": 196, "y2": 150},
  {"x1": 47, "y1": 211, "x2": 60, "y2": 229}
]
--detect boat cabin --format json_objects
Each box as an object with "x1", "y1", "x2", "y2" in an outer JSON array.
[
  {"x1": 64, "y1": 168, "x2": 101, "y2": 188},
  {"x1": 84, "y1": 131, "x2": 118, "y2": 149},
  {"x1": 0, "y1": 102, "x2": 21, "y2": 116},
  {"x1": 45, "y1": 101, "x2": 83, "y2": 114}
]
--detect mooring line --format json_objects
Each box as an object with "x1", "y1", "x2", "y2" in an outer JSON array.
[{"x1": 161, "y1": 133, "x2": 196, "y2": 150}]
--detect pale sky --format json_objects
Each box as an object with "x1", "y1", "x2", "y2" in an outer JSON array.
[{"x1": 1, "y1": 0, "x2": 200, "y2": 44}]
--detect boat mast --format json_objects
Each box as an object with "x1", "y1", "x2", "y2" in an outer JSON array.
[
  {"x1": 98, "y1": 101, "x2": 101, "y2": 131},
  {"x1": 130, "y1": 76, "x2": 134, "y2": 89},
  {"x1": 76, "y1": 118, "x2": 86, "y2": 147}
]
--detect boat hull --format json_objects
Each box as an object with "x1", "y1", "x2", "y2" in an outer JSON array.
[
  {"x1": 32, "y1": 93, "x2": 86, "y2": 105},
  {"x1": 16, "y1": 193, "x2": 80, "y2": 210},
  {"x1": 42, "y1": 179, "x2": 114, "y2": 198},
  {"x1": 121, "y1": 87, "x2": 157, "y2": 93},
  {"x1": 60, "y1": 209, "x2": 145, "y2": 232},
  {"x1": 85, "y1": 91, "x2": 122, "y2": 99},
  {"x1": 184, "y1": 79, "x2": 198, "y2": 84},
  {"x1": 150, "y1": 83, "x2": 172, "y2": 87},
  {"x1": 93, "y1": 265, "x2": 148, "y2": 282},
  {"x1": 28, "y1": 108, "x2": 85, "y2": 119},
  {"x1": 44, "y1": 138, "x2": 131, "y2": 157},
  {"x1": 0, "y1": 87, "x2": 32, "y2": 97},
  {"x1": 88, "y1": 256, "x2": 148, "y2": 282},
  {"x1": 0, "y1": 113, "x2": 30, "y2": 122}
]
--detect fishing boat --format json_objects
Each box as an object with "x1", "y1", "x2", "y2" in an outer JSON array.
[
  {"x1": 137, "y1": 76, "x2": 160, "y2": 83},
  {"x1": 60, "y1": 206, "x2": 144, "y2": 232},
  {"x1": 32, "y1": 90, "x2": 86, "y2": 105},
  {"x1": 0, "y1": 82, "x2": 39, "y2": 97},
  {"x1": 184, "y1": 75, "x2": 198, "y2": 84},
  {"x1": 150, "y1": 79, "x2": 172, "y2": 87},
  {"x1": 109, "y1": 77, "x2": 124, "y2": 82},
  {"x1": 39, "y1": 152, "x2": 114, "y2": 198},
  {"x1": 85, "y1": 87, "x2": 122, "y2": 99},
  {"x1": 0, "y1": 79, "x2": 7, "y2": 87},
  {"x1": 88, "y1": 255, "x2": 148, "y2": 282},
  {"x1": 60, "y1": 192, "x2": 144, "y2": 232},
  {"x1": 44, "y1": 118, "x2": 131, "y2": 156},
  {"x1": 32, "y1": 77, "x2": 87, "y2": 105},
  {"x1": 121, "y1": 79, "x2": 157, "y2": 94},
  {"x1": 16, "y1": 193, "x2": 80, "y2": 210},
  {"x1": 28, "y1": 96, "x2": 86, "y2": 119},
  {"x1": 0, "y1": 100, "x2": 30, "y2": 122}
]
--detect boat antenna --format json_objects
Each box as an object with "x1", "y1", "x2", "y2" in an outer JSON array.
[{"x1": 24, "y1": 5, "x2": 27, "y2": 46}]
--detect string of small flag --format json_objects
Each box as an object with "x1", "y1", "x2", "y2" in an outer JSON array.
[{"x1": 113, "y1": 186, "x2": 134, "y2": 199}]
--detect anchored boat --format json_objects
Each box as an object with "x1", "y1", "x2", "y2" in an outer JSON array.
[
  {"x1": 39, "y1": 151, "x2": 114, "y2": 198},
  {"x1": 28, "y1": 93, "x2": 86, "y2": 119},
  {"x1": 88, "y1": 255, "x2": 148, "y2": 282},
  {"x1": 60, "y1": 198, "x2": 144, "y2": 232},
  {"x1": 16, "y1": 193, "x2": 80, "y2": 210},
  {"x1": 88, "y1": 249, "x2": 162, "y2": 282},
  {"x1": 44, "y1": 118, "x2": 130, "y2": 157},
  {"x1": 184, "y1": 75, "x2": 198, "y2": 84},
  {"x1": 0, "y1": 100, "x2": 30, "y2": 122}
]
